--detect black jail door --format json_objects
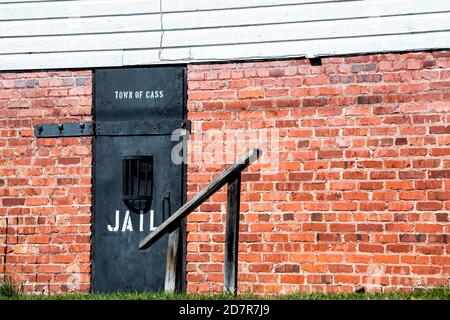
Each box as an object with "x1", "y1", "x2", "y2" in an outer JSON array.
[{"x1": 92, "y1": 67, "x2": 185, "y2": 293}]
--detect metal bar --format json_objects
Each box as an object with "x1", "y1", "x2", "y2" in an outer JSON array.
[
  {"x1": 34, "y1": 122, "x2": 94, "y2": 138},
  {"x1": 139, "y1": 148, "x2": 261, "y2": 250},
  {"x1": 137, "y1": 159, "x2": 141, "y2": 196},
  {"x1": 224, "y1": 173, "x2": 241, "y2": 296},
  {"x1": 144, "y1": 160, "x2": 148, "y2": 196},
  {"x1": 122, "y1": 160, "x2": 127, "y2": 197},
  {"x1": 128, "y1": 160, "x2": 133, "y2": 201},
  {"x1": 34, "y1": 120, "x2": 191, "y2": 137}
]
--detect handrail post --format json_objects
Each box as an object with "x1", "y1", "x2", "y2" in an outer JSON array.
[
  {"x1": 224, "y1": 173, "x2": 241, "y2": 295},
  {"x1": 164, "y1": 228, "x2": 180, "y2": 292}
]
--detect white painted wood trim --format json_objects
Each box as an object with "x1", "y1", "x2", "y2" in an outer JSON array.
[{"x1": 0, "y1": 0, "x2": 449, "y2": 71}]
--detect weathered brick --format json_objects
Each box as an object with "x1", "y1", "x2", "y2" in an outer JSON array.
[
  {"x1": 0, "y1": 70, "x2": 92, "y2": 294},
  {"x1": 4, "y1": 51, "x2": 450, "y2": 296},
  {"x1": 182, "y1": 52, "x2": 450, "y2": 294}
]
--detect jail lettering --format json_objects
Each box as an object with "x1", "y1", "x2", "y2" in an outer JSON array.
[
  {"x1": 107, "y1": 210, "x2": 159, "y2": 232},
  {"x1": 114, "y1": 90, "x2": 164, "y2": 100}
]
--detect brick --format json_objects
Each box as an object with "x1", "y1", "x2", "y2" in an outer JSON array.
[
  {"x1": 290, "y1": 253, "x2": 315, "y2": 262},
  {"x1": 237, "y1": 89, "x2": 264, "y2": 99},
  {"x1": 411, "y1": 266, "x2": 440, "y2": 275},
  {"x1": 431, "y1": 148, "x2": 450, "y2": 156},
  {"x1": 288, "y1": 172, "x2": 314, "y2": 181},
  {"x1": 358, "y1": 161, "x2": 382, "y2": 169},
  {"x1": 359, "y1": 182, "x2": 383, "y2": 190},
  {"x1": 399, "y1": 191, "x2": 426, "y2": 200},
  {"x1": 386, "y1": 181, "x2": 414, "y2": 190},
  {"x1": 344, "y1": 192, "x2": 368, "y2": 200},
  {"x1": 429, "y1": 170, "x2": 450, "y2": 178},
  {"x1": 58, "y1": 157, "x2": 81, "y2": 165},
  {"x1": 343, "y1": 171, "x2": 367, "y2": 180},
  {"x1": 332, "y1": 202, "x2": 357, "y2": 211},
  {"x1": 357, "y1": 224, "x2": 384, "y2": 232},
  {"x1": 334, "y1": 275, "x2": 360, "y2": 284},
  {"x1": 317, "y1": 233, "x2": 341, "y2": 241},
  {"x1": 281, "y1": 275, "x2": 305, "y2": 284},
  {"x1": 357, "y1": 95, "x2": 382, "y2": 104},
  {"x1": 306, "y1": 275, "x2": 332, "y2": 284},
  {"x1": 304, "y1": 97, "x2": 328, "y2": 107},
  {"x1": 429, "y1": 125, "x2": 450, "y2": 134},
  {"x1": 275, "y1": 264, "x2": 300, "y2": 273},
  {"x1": 370, "y1": 171, "x2": 396, "y2": 180},
  {"x1": 2, "y1": 197, "x2": 25, "y2": 206},
  {"x1": 416, "y1": 202, "x2": 443, "y2": 211},
  {"x1": 290, "y1": 192, "x2": 313, "y2": 201},
  {"x1": 318, "y1": 150, "x2": 343, "y2": 159},
  {"x1": 388, "y1": 202, "x2": 414, "y2": 211},
  {"x1": 400, "y1": 234, "x2": 427, "y2": 243},
  {"x1": 359, "y1": 244, "x2": 384, "y2": 253},
  {"x1": 330, "y1": 181, "x2": 355, "y2": 191},
  {"x1": 317, "y1": 254, "x2": 343, "y2": 263},
  {"x1": 311, "y1": 213, "x2": 323, "y2": 221}
]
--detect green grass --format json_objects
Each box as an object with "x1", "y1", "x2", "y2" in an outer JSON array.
[
  {"x1": 0, "y1": 281, "x2": 17, "y2": 298},
  {"x1": 1, "y1": 284, "x2": 449, "y2": 300},
  {"x1": 274, "y1": 287, "x2": 450, "y2": 300}
]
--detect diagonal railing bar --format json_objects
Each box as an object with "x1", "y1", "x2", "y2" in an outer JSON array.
[{"x1": 139, "y1": 148, "x2": 261, "y2": 250}]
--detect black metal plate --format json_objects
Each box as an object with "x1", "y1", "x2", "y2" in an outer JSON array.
[
  {"x1": 94, "y1": 67, "x2": 184, "y2": 122},
  {"x1": 34, "y1": 122, "x2": 94, "y2": 138},
  {"x1": 92, "y1": 66, "x2": 185, "y2": 293},
  {"x1": 34, "y1": 120, "x2": 190, "y2": 137}
]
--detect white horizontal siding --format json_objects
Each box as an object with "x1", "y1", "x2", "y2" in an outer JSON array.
[
  {"x1": 0, "y1": 0, "x2": 160, "y2": 20},
  {"x1": 0, "y1": 0, "x2": 449, "y2": 70}
]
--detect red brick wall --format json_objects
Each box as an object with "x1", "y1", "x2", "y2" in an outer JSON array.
[
  {"x1": 186, "y1": 51, "x2": 450, "y2": 294},
  {"x1": 0, "y1": 70, "x2": 92, "y2": 293},
  {"x1": 1, "y1": 51, "x2": 449, "y2": 295}
]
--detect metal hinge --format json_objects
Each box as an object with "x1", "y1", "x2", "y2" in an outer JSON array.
[{"x1": 34, "y1": 120, "x2": 190, "y2": 138}]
